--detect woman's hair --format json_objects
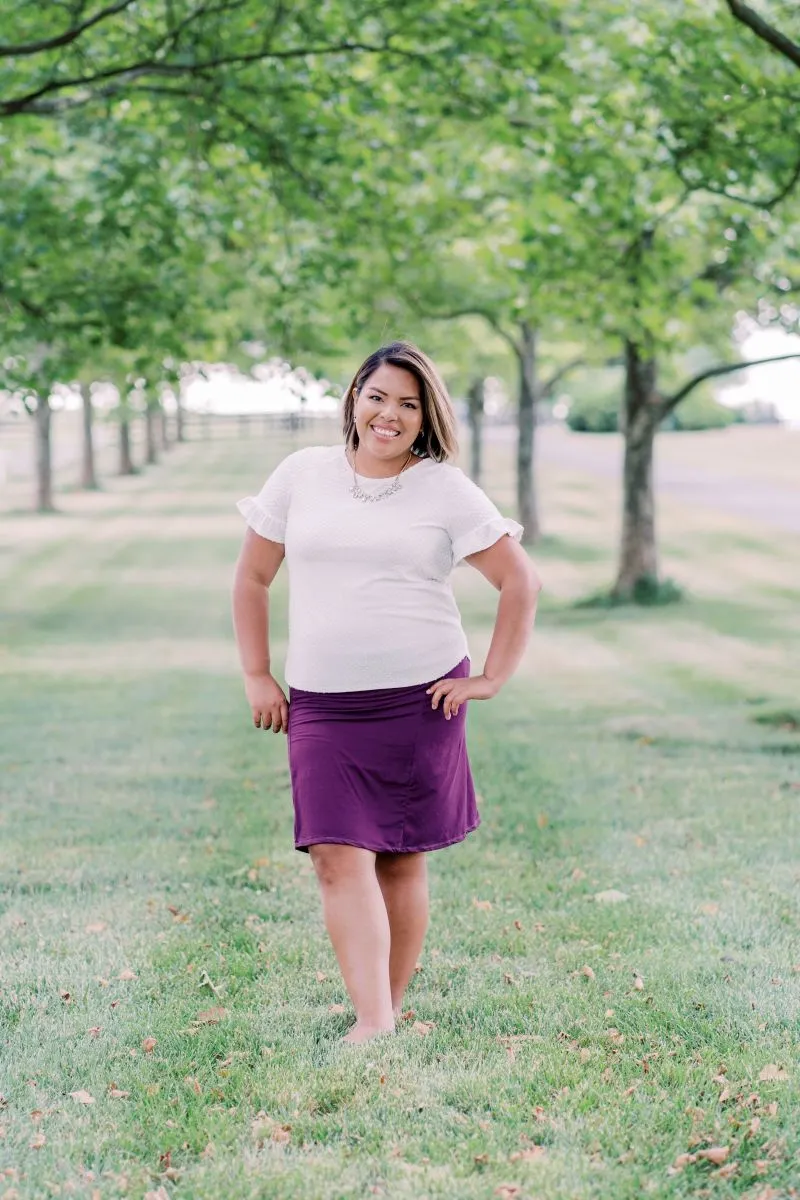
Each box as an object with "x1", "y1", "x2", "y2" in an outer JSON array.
[{"x1": 342, "y1": 341, "x2": 459, "y2": 462}]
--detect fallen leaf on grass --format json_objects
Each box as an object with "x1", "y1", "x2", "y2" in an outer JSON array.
[
  {"x1": 141, "y1": 1037, "x2": 157, "y2": 1053},
  {"x1": 581, "y1": 965, "x2": 595, "y2": 981},
  {"x1": 85, "y1": 922, "x2": 107, "y2": 934},
  {"x1": 59, "y1": 990, "x2": 73, "y2": 1004},
  {"x1": 759, "y1": 1064, "x2": 789, "y2": 1082},
  {"x1": 712, "y1": 1161, "x2": 738, "y2": 1179},
  {"x1": 699, "y1": 903, "x2": 719, "y2": 916},
  {"x1": 118, "y1": 969, "x2": 137, "y2": 981},
  {"x1": 473, "y1": 899, "x2": 493, "y2": 911},
  {"x1": 632, "y1": 975, "x2": 644, "y2": 991},
  {"x1": 594, "y1": 890, "x2": 629, "y2": 904},
  {"x1": 69, "y1": 1091, "x2": 95, "y2": 1105},
  {"x1": 143, "y1": 1189, "x2": 170, "y2": 1200},
  {"x1": 571, "y1": 867, "x2": 586, "y2": 881},
  {"x1": 29, "y1": 1133, "x2": 46, "y2": 1150},
  {"x1": 316, "y1": 971, "x2": 327, "y2": 982},
  {"x1": 328, "y1": 1004, "x2": 347, "y2": 1014},
  {"x1": 495, "y1": 1186, "x2": 522, "y2": 1199},
  {"x1": 696, "y1": 1146, "x2": 729, "y2": 1165},
  {"x1": 510, "y1": 1146, "x2": 547, "y2": 1162},
  {"x1": 536, "y1": 812, "x2": 548, "y2": 829},
  {"x1": 473, "y1": 1153, "x2": 489, "y2": 1165},
  {"x1": 196, "y1": 1007, "x2": 226, "y2": 1025},
  {"x1": 108, "y1": 1089, "x2": 129, "y2": 1100},
  {"x1": 411, "y1": 1021, "x2": 435, "y2": 1036},
  {"x1": 87, "y1": 1026, "x2": 102, "y2": 1038},
  {"x1": 184, "y1": 1076, "x2": 202, "y2": 1095},
  {"x1": 606, "y1": 1028, "x2": 625, "y2": 1045},
  {"x1": 764, "y1": 1101, "x2": 778, "y2": 1117}
]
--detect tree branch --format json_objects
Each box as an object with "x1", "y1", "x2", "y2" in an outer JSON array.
[
  {"x1": 0, "y1": 0, "x2": 137, "y2": 58},
  {"x1": 0, "y1": 37, "x2": 411, "y2": 118},
  {"x1": 540, "y1": 357, "x2": 585, "y2": 399},
  {"x1": 661, "y1": 352, "x2": 800, "y2": 415},
  {"x1": 726, "y1": 0, "x2": 800, "y2": 69}
]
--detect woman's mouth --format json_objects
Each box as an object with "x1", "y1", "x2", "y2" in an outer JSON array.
[{"x1": 370, "y1": 425, "x2": 401, "y2": 441}]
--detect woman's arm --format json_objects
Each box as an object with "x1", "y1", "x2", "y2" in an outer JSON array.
[
  {"x1": 427, "y1": 536, "x2": 541, "y2": 718},
  {"x1": 231, "y1": 529, "x2": 290, "y2": 733}
]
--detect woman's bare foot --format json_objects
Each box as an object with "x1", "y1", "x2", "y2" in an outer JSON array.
[{"x1": 341, "y1": 1022, "x2": 395, "y2": 1045}]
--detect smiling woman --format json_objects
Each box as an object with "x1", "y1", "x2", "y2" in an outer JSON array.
[{"x1": 231, "y1": 340, "x2": 541, "y2": 1045}]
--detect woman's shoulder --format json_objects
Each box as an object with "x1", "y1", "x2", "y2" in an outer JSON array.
[
  {"x1": 277, "y1": 444, "x2": 342, "y2": 473},
  {"x1": 421, "y1": 458, "x2": 484, "y2": 494}
]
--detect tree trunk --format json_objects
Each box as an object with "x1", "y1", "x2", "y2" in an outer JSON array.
[
  {"x1": 516, "y1": 321, "x2": 540, "y2": 543},
  {"x1": 466, "y1": 378, "x2": 484, "y2": 485},
  {"x1": 119, "y1": 414, "x2": 135, "y2": 475},
  {"x1": 613, "y1": 339, "x2": 661, "y2": 598},
  {"x1": 80, "y1": 384, "x2": 98, "y2": 490},
  {"x1": 159, "y1": 403, "x2": 170, "y2": 451},
  {"x1": 176, "y1": 385, "x2": 186, "y2": 443},
  {"x1": 145, "y1": 402, "x2": 158, "y2": 465},
  {"x1": 35, "y1": 397, "x2": 55, "y2": 512}
]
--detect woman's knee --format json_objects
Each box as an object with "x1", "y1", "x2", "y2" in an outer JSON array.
[
  {"x1": 375, "y1": 851, "x2": 427, "y2": 881},
  {"x1": 309, "y1": 843, "x2": 375, "y2": 887}
]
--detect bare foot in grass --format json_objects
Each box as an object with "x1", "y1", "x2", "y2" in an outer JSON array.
[{"x1": 341, "y1": 1022, "x2": 395, "y2": 1045}]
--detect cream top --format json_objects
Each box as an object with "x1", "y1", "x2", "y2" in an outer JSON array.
[{"x1": 237, "y1": 445, "x2": 523, "y2": 692}]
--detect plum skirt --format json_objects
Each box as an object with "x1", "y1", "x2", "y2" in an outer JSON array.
[{"x1": 287, "y1": 657, "x2": 480, "y2": 854}]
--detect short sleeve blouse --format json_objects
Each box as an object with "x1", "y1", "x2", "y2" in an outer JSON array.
[{"x1": 237, "y1": 445, "x2": 523, "y2": 691}]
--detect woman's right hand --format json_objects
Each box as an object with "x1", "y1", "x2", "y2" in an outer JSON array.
[{"x1": 244, "y1": 672, "x2": 289, "y2": 734}]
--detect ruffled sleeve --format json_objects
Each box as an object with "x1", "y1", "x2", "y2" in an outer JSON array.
[
  {"x1": 443, "y1": 465, "x2": 524, "y2": 567},
  {"x1": 236, "y1": 449, "x2": 305, "y2": 544}
]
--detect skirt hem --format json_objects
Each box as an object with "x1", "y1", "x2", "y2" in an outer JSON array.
[{"x1": 295, "y1": 818, "x2": 481, "y2": 856}]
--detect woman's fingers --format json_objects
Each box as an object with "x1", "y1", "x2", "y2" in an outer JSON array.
[
  {"x1": 427, "y1": 678, "x2": 453, "y2": 709},
  {"x1": 251, "y1": 699, "x2": 289, "y2": 733}
]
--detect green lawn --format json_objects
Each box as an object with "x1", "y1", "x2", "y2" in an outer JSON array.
[{"x1": 1, "y1": 429, "x2": 798, "y2": 1200}]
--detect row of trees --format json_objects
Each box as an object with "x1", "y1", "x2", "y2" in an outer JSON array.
[{"x1": 1, "y1": 0, "x2": 799, "y2": 597}]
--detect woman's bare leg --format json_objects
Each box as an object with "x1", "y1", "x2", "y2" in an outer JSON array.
[
  {"x1": 375, "y1": 851, "x2": 429, "y2": 1016},
  {"x1": 308, "y1": 844, "x2": 395, "y2": 1043}
]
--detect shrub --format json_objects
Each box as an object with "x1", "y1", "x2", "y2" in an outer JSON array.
[{"x1": 564, "y1": 389, "x2": 737, "y2": 433}]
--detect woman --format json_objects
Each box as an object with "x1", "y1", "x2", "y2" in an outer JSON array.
[{"x1": 232, "y1": 341, "x2": 540, "y2": 1045}]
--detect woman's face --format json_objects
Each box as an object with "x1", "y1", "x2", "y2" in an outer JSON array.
[{"x1": 353, "y1": 362, "x2": 424, "y2": 466}]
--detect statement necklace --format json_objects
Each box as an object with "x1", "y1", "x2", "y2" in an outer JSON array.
[{"x1": 349, "y1": 445, "x2": 414, "y2": 503}]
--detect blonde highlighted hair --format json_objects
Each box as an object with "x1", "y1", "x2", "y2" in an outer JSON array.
[{"x1": 342, "y1": 341, "x2": 459, "y2": 462}]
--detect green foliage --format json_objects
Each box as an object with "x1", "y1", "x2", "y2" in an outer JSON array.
[
  {"x1": 565, "y1": 387, "x2": 738, "y2": 434},
  {"x1": 564, "y1": 389, "x2": 621, "y2": 434},
  {"x1": 662, "y1": 393, "x2": 738, "y2": 432}
]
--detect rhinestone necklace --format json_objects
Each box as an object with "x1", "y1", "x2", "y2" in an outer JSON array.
[{"x1": 349, "y1": 444, "x2": 414, "y2": 503}]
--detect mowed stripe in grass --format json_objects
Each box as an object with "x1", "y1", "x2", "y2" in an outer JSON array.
[{"x1": 1, "y1": 434, "x2": 798, "y2": 1199}]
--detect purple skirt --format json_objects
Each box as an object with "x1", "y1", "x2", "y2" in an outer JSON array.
[{"x1": 287, "y1": 657, "x2": 480, "y2": 854}]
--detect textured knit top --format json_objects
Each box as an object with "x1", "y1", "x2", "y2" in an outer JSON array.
[{"x1": 236, "y1": 445, "x2": 523, "y2": 692}]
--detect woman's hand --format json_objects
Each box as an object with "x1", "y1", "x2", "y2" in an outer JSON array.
[
  {"x1": 426, "y1": 673, "x2": 498, "y2": 720},
  {"x1": 244, "y1": 672, "x2": 289, "y2": 733}
]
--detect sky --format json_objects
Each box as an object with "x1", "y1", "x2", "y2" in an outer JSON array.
[{"x1": 717, "y1": 326, "x2": 800, "y2": 425}]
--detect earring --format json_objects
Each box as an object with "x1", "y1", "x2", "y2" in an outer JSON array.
[{"x1": 412, "y1": 431, "x2": 427, "y2": 457}]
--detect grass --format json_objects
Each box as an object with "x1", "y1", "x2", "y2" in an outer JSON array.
[{"x1": 1, "y1": 429, "x2": 799, "y2": 1200}]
